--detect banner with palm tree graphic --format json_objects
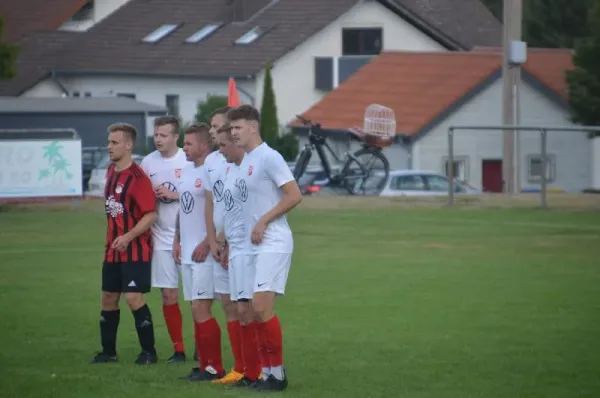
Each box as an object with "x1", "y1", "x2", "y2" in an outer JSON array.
[{"x1": 0, "y1": 139, "x2": 82, "y2": 199}]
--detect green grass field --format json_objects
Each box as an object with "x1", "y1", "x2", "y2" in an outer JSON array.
[{"x1": 1, "y1": 202, "x2": 600, "y2": 397}]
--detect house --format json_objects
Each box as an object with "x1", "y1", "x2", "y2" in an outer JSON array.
[
  {"x1": 0, "y1": 0, "x2": 501, "y2": 130},
  {"x1": 291, "y1": 48, "x2": 593, "y2": 193}
]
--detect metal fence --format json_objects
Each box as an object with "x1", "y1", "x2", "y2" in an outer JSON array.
[{"x1": 447, "y1": 125, "x2": 600, "y2": 208}]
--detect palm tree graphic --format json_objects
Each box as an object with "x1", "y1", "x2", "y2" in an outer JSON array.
[{"x1": 39, "y1": 141, "x2": 73, "y2": 182}]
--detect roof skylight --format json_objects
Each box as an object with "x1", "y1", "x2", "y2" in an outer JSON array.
[
  {"x1": 142, "y1": 24, "x2": 179, "y2": 43},
  {"x1": 235, "y1": 27, "x2": 263, "y2": 44},
  {"x1": 185, "y1": 24, "x2": 221, "y2": 43}
]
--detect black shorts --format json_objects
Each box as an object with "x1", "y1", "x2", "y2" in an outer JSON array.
[{"x1": 102, "y1": 261, "x2": 151, "y2": 293}]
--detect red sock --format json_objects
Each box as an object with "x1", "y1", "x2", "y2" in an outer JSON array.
[
  {"x1": 255, "y1": 321, "x2": 271, "y2": 370},
  {"x1": 196, "y1": 318, "x2": 225, "y2": 374},
  {"x1": 227, "y1": 321, "x2": 244, "y2": 374},
  {"x1": 260, "y1": 315, "x2": 283, "y2": 367},
  {"x1": 193, "y1": 322, "x2": 206, "y2": 368},
  {"x1": 163, "y1": 304, "x2": 184, "y2": 353},
  {"x1": 241, "y1": 322, "x2": 261, "y2": 381}
]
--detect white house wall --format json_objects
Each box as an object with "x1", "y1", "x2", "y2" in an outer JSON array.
[
  {"x1": 413, "y1": 79, "x2": 591, "y2": 192},
  {"x1": 256, "y1": 0, "x2": 447, "y2": 128},
  {"x1": 22, "y1": 79, "x2": 65, "y2": 97}
]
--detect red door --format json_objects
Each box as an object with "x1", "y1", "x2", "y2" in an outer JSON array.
[{"x1": 482, "y1": 159, "x2": 503, "y2": 192}]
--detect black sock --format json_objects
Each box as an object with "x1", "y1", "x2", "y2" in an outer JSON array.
[
  {"x1": 100, "y1": 309, "x2": 120, "y2": 356},
  {"x1": 132, "y1": 304, "x2": 156, "y2": 354}
]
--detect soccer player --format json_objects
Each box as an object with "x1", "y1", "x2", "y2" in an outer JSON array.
[
  {"x1": 141, "y1": 116, "x2": 193, "y2": 364},
  {"x1": 215, "y1": 123, "x2": 262, "y2": 388},
  {"x1": 202, "y1": 107, "x2": 246, "y2": 384},
  {"x1": 90, "y1": 123, "x2": 158, "y2": 365},
  {"x1": 227, "y1": 105, "x2": 303, "y2": 391},
  {"x1": 173, "y1": 123, "x2": 225, "y2": 381}
]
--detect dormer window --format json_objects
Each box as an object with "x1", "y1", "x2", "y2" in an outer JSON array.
[
  {"x1": 235, "y1": 26, "x2": 263, "y2": 44},
  {"x1": 142, "y1": 24, "x2": 179, "y2": 43},
  {"x1": 185, "y1": 24, "x2": 221, "y2": 43}
]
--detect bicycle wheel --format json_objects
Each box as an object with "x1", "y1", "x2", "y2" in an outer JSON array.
[
  {"x1": 341, "y1": 147, "x2": 390, "y2": 195},
  {"x1": 293, "y1": 146, "x2": 312, "y2": 181}
]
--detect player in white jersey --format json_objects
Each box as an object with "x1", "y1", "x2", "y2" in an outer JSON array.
[
  {"x1": 173, "y1": 123, "x2": 226, "y2": 381},
  {"x1": 227, "y1": 105, "x2": 303, "y2": 392},
  {"x1": 202, "y1": 107, "x2": 245, "y2": 384},
  {"x1": 214, "y1": 123, "x2": 262, "y2": 388},
  {"x1": 140, "y1": 116, "x2": 194, "y2": 364}
]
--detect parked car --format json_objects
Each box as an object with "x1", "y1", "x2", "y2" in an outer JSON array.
[
  {"x1": 86, "y1": 154, "x2": 145, "y2": 197},
  {"x1": 378, "y1": 170, "x2": 481, "y2": 197}
]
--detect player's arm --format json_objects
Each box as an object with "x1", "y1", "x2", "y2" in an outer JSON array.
[
  {"x1": 204, "y1": 186, "x2": 221, "y2": 260},
  {"x1": 259, "y1": 181, "x2": 302, "y2": 225},
  {"x1": 172, "y1": 209, "x2": 182, "y2": 264}
]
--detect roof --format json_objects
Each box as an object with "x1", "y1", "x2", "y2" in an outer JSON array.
[
  {"x1": 0, "y1": 0, "x2": 501, "y2": 95},
  {"x1": 0, "y1": 0, "x2": 86, "y2": 42},
  {"x1": 292, "y1": 48, "x2": 574, "y2": 136},
  {"x1": 0, "y1": 96, "x2": 168, "y2": 114}
]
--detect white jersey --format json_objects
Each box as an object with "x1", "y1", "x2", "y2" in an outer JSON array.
[
  {"x1": 238, "y1": 143, "x2": 295, "y2": 254},
  {"x1": 140, "y1": 149, "x2": 192, "y2": 250},
  {"x1": 177, "y1": 165, "x2": 208, "y2": 264},
  {"x1": 222, "y1": 159, "x2": 247, "y2": 258},
  {"x1": 203, "y1": 151, "x2": 228, "y2": 234}
]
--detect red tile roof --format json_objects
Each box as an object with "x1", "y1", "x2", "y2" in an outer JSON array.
[{"x1": 294, "y1": 48, "x2": 574, "y2": 136}]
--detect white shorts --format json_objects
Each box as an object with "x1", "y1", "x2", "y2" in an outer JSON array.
[
  {"x1": 213, "y1": 257, "x2": 229, "y2": 295},
  {"x1": 181, "y1": 261, "x2": 214, "y2": 301},
  {"x1": 151, "y1": 249, "x2": 180, "y2": 288},
  {"x1": 248, "y1": 253, "x2": 292, "y2": 296},
  {"x1": 229, "y1": 254, "x2": 253, "y2": 301}
]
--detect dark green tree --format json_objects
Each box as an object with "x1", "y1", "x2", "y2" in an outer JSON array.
[
  {"x1": 195, "y1": 94, "x2": 228, "y2": 123},
  {"x1": 566, "y1": 0, "x2": 600, "y2": 137},
  {"x1": 259, "y1": 63, "x2": 279, "y2": 147},
  {"x1": 0, "y1": 17, "x2": 19, "y2": 80}
]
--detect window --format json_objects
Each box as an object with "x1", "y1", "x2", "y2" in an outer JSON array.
[
  {"x1": 527, "y1": 154, "x2": 556, "y2": 182},
  {"x1": 142, "y1": 24, "x2": 179, "y2": 43},
  {"x1": 342, "y1": 28, "x2": 382, "y2": 56},
  {"x1": 443, "y1": 156, "x2": 469, "y2": 182},
  {"x1": 72, "y1": 91, "x2": 80, "y2": 97},
  {"x1": 235, "y1": 26, "x2": 263, "y2": 44},
  {"x1": 425, "y1": 174, "x2": 450, "y2": 192},
  {"x1": 84, "y1": 92, "x2": 92, "y2": 97},
  {"x1": 166, "y1": 94, "x2": 180, "y2": 116},
  {"x1": 185, "y1": 24, "x2": 221, "y2": 43},
  {"x1": 391, "y1": 175, "x2": 426, "y2": 191},
  {"x1": 117, "y1": 93, "x2": 136, "y2": 99}
]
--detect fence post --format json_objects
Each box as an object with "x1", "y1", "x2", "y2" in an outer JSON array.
[
  {"x1": 540, "y1": 129, "x2": 548, "y2": 209},
  {"x1": 448, "y1": 127, "x2": 455, "y2": 206}
]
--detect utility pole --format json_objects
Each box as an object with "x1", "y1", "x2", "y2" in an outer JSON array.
[{"x1": 502, "y1": 0, "x2": 523, "y2": 194}]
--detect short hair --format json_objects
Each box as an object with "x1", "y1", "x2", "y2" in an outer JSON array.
[
  {"x1": 153, "y1": 115, "x2": 180, "y2": 134},
  {"x1": 226, "y1": 105, "x2": 260, "y2": 123},
  {"x1": 108, "y1": 122, "x2": 137, "y2": 143},
  {"x1": 211, "y1": 106, "x2": 231, "y2": 119},
  {"x1": 217, "y1": 123, "x2": 233, "y2": 141},
  {"x1": 184, "y1": 122, "x2": 212, "y2": 143}
]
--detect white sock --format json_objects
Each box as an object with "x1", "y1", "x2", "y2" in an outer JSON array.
[
  {"x1": 261, "y1": 367, "x2": 270, "y2": 380},
  {"x1": 270, "y1": 365, "x2": 284, "y2": 381}
]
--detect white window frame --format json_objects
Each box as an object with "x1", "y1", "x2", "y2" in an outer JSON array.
[
  {"x1": 527, "y1": 154, "x2": 556, "y2": 183},
  {"x1": 442, "y1": 156, "x2": 469, "y2": 183}
]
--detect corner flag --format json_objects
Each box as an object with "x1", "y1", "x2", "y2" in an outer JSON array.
[{"x1": 228, "y1": 77, "x2": 241, "y2": 106}]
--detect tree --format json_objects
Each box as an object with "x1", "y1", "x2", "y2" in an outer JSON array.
[
  {"x1": 195, "y1": 94, "x2": 228, "y2": 124},
  {"x1": 0, "y1": 17, "x2": 19, "y2": 80},
  {"x1": 259, "y1": 63, "x2": 299, "y2": 161},
  {"x1": 566, "y1": 0, "x2": 600, "y2": 137}
]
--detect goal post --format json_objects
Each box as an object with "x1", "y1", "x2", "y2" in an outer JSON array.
[{"x1": 446, "y1": 125, "x2": 600, "y2": 208}]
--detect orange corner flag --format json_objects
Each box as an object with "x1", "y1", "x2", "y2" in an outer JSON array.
[{"x1": 228, "y1": 77, "x2": 241, "y2": 107}]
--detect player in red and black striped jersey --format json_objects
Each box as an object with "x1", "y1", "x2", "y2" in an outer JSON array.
[{"x1": 90, "y1": 123, "x2": 159, "y2": 366}]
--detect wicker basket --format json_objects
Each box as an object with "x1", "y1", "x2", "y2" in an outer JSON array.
[{"x1": 363, "y1": 104, "x2": 396, "y2": 147}]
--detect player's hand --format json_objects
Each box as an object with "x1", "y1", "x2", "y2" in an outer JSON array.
[
  {"x1": 209, "y1": 239, "x2": 221, "y2": 261},
  {"x1": 219, "y1": 243, "x2": 229, "y2": 270},
  {"x1": 155, "y1": 185, "x2": 177, "y2": 201},
  {"x1": 251, "y1": 219, "x2": 267, "y2": 245},
  {"x1": 172, "y1": 239, "x2": 181, "y2": 265},
  {"x1": 192, "y1": 239, "x2": 210, "y2": 262},
  {"x1": 111, "y1": 234, "x2": 132, "y2": 252}
]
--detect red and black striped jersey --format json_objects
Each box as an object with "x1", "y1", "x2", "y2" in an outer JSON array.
[{"x1": 104, "y1": 162, "x2": 156, "y2": 264}]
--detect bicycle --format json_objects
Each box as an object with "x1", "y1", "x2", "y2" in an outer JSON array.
[{"x1": 293, "y1": 115, "x2": 391, "y2": 196}]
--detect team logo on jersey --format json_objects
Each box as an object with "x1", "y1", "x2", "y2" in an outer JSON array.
[
  {"x1": 248, "y1": 165, "x2": 253, "y2": 176},
  {"x1": 115, "y1": 183, "x2": 123, "y2": 194},
  {"x1": 181, "y1": 191, "x2": 194, "y2": 214},
  {"x1": 213, "y1": 180, "x2": 225, "y2": 202},
  {"x1": 194, "y1": 178, "x2": 202, "y2": 188},
  {"x1": 224, "y1": 189, "x2": 234, "y2": 211},
  {"x1": 159, "y1": 182, "x2": 178, "y2": 204},
  {"x1": 105, "y1": 195, "x2": 124, "y2": 218},
  {"x1": 237, "y1": 178, "x2": 248, "y2": 202}
]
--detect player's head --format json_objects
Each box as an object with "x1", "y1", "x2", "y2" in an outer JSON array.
[
  {"x1": 217, "y1": 123, "x2": 245, "y2": 164},
  {"x1": 209, "y1": 107, "x2": 231, "y2": 151},
  {"x1": 183, "y1": 122, "x2": 212, "y2": 163},
  {"x1": 226, "y1": 105, "x2": 260, "y2": 150},
  {"x1": 153, "y1": 116, "x2": 180, "y2": 153},
  {"x1": 107, "y1": 123, "x2": 136, "y2": 162}
]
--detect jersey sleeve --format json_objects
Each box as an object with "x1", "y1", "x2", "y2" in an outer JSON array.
[
  {"x1": 264, "y1": 149, "x2": 295, "y2": 188},
  {"x1": 131, "y1": 175, "x2": 156, "y2": 215}
]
